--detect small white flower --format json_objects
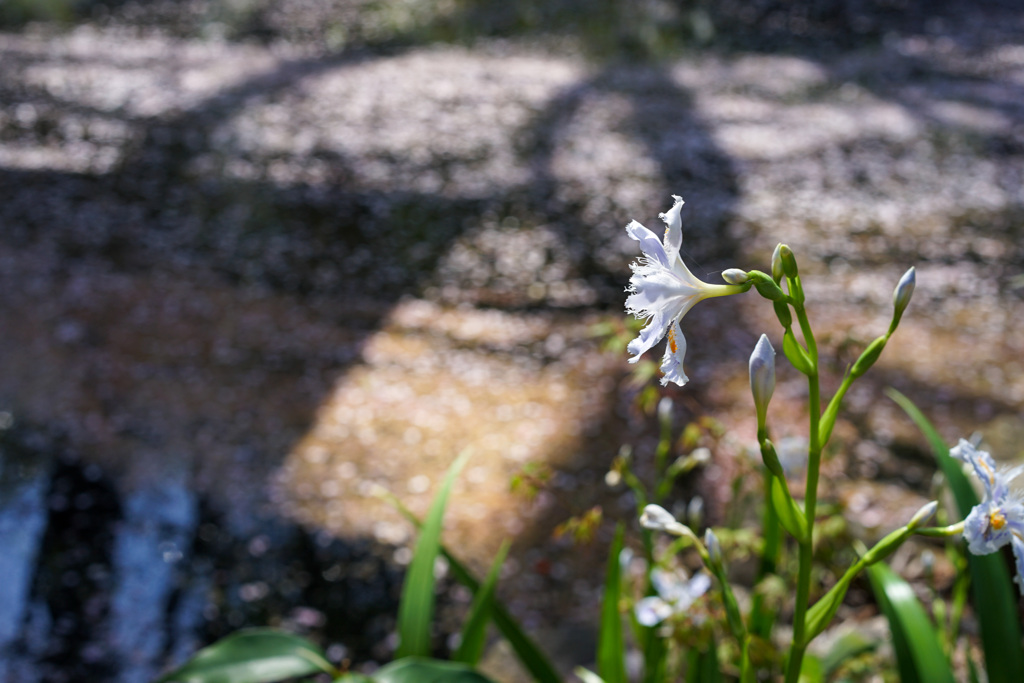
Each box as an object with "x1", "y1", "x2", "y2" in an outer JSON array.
[
  {"x1": 952, "y1": 439, "x2": 1024, "y2": 594},
  {"x1": 625, "y1": 195, "x2": 745, "y2": 386},
  {"x1": 635, "y1": 568, "x2": 711, "y2": 627}
]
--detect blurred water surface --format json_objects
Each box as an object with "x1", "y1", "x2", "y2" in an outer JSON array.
[{"x1": 1, "y1": 1, "x2": 1023, "y2": 680}]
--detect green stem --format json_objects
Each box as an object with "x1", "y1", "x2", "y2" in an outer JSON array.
[{"x1": 785, "y1": 302, "x2": 821, "y2": 683}]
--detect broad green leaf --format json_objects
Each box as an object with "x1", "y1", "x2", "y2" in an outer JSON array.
[
  {"x1": 597, "y1": 523, "x2": 627, "y2": 683},
  {"x1": 770, "y1": 475, "x2": 807, "y2": 543},
  {"x1": 454, "y1": 540, "x2": 510, "y2": 666},
  {"x1": 866, "y1": 562, "x2": 954, "y2": 683},
  {"x1": 156, "y1": 629, "x2": 336, "y2": 683},
  {"x1": 396, "y1": 449, "x2": 471, "y2": 659},
  {"x1": 888, "y1": 389, "x2": 1024, "y2": 683},
  {"x1": 334, "y1": 675, "x2": 374, "y2": 682},
  {"x1": 373, "y1": 657, "x2": 497, "y2": 683},
  {"x1": 381, "y1": 493, "x2": 561, "y2": 683}
]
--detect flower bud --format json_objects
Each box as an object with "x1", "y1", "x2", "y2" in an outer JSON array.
[
  {"x1": 657, "y1": 397, "x2": 673, "y2": 431},
  {"x1": 722, "y1": 268, "x2": 749, "y2": 285},
  {"x1": 704, "y1": 528, "x2": 722, "y2": 567},
  {"x1": 687, "y1": 496, "x2": 704, "y2": 529},
  {"x1": 908, "y1": 500, "x2": 938, "y2": 530},
  {"x1": 771, "y1": 243, "x2": 785, "y2": 283},
  {"x1": 640, "y1": 504, "x2": 681, "y2": 533},
  {"x1": 850, "y1": 335, "x2": 887, "y2": 378},
  {"x1": 749, "y1": 334, "x2": 776, "y2": 429},
  {"x1": 921, "y1": 549, "x2": 935, "y2": 576},
  {"x1": 759, "y1": 439, "x2": 786, "y2": 479},
  {"x1": 773, "y1": 300, "x2": 792, "y2": 328},
  {"x1": 778, "y1": 244, "x2": 799, "y2": 278},
  {"x1": 890, "y1": 266, "x2": 916, "y2": 332},
  {"x1": 747, "y1": 270, "x2": 787, "y2": 302}
]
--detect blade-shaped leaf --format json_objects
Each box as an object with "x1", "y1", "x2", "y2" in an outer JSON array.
[
  {"x1": 381, "y1": 492, "x2": 561, "y2": 683},
  {"x1": 156, "y1": 628, "x2": 336, "y2": 683},
  {"x1": 373, "y1": 657, "x2": 497, "y2": 683},
  {"x1": 454, "y1": 540, "x2": 510, "y2": 666},
  {"x1": 819, "y1": 630, "x2": 875, "y2": 677},
  {"x1": 597, "y1": 523, "x2": 627, "y2": 683},
  {"x1": 888, "y1": 389, "x2": 1024, "y2": 682},
  {"x1": 688, "y1": 636, "x2": 722, "y2": 683},
  {"x1": 866, "y1": 562, "x2": 954, "y2": 683},
  {"x1": 770, "y1": 476, "x2": 807, "y2": 543},
  {"x1": 798, "y1": 654, "x2": 823, "y2": 683},
  {"x1": 396, "y1": 449, "x2": 471, "y2": 659}
]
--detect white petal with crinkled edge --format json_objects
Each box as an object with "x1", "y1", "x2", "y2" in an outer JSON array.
[
  {"x1": 659, "y1": 320, "x2": 688, "y2": 386},
  {"x1": 626, "y1": 310, "x2": 668, "y2": 362},
  {"x1": 1012, "y1": 535, "x2": 1024, "y2": 595},
  {"x1": 625, "y1": 220, "x2": 671, "y2": 268},
  {"x1": 658, "y1": 195, "x2": 685, "y2": 258},
  {"x1": 952, "y1": 439, "x2": 1000, "y2": 498}
]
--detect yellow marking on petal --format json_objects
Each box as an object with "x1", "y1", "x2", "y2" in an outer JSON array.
[
  {"x1": 991, "y1": 510, "x2": 1007, "y2": 531},
  {"x1": 667, "y1": 327, "x2": 678, "y2": 354},
  {"x1": 979, "y1": 459, "x2": 996, "y2": 485}
]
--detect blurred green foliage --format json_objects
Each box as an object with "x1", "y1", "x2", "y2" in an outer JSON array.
[{"x1": 2, "y1": 0, "x2": 917, "y2": 58}]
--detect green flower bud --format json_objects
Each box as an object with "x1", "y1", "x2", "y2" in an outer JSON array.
[
  {"x1": 773, "y1": 300, "x2": 793, "y2": 328},
  {"x1": 760, "y1": 439, "x2": 786, "y2": 479},
  {"x1": 747, "y1": 270, "x2": 787, "y2": 302},
  {"x1": 850, "y1": 336, "x2": 887, "y2": 378},
  {"x1": 778, "y1": 244, "x2": 799, "y2": 278}
]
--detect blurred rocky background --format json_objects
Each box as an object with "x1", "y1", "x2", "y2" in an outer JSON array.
[{"x1": 1, "y1": 0, "x2": 1023, "y2": 681}]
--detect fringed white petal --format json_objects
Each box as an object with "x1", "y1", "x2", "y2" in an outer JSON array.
[
  {"x1": 625, "y1": 220, "x2": 670, "y2": 268},
  {"x1": 658, "y1": 195, "x2": 685, "y2": 259},
  {"x1": 1012, "y1": 535, "x2": 1024, "y2": 596},
  {"x1": 659, "y1": 320, "x2": 688, "y2": 387}
]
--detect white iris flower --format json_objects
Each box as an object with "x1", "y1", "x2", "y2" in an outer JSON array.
[
  {"x1": 635, "y1": 568, "x2": 712, "y2": 627},
  {"x1": 625, "y1": 195, "x2": 746, "y2": 386},
  {"x1": 951, "y1": 439, "x2": 1024, "y2": 594}
]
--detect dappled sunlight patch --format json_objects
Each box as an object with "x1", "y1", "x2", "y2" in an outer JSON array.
[{"x1": 274, "y1": 299, "x2": 621, "y2": 567}]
